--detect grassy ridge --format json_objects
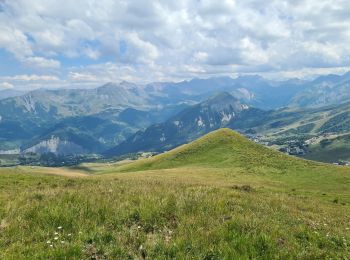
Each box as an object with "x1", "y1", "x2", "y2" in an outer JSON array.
[
  {"x1": 116, "y1": 128, "x2": 314, "y2": 173},
  {"x1": 1, "y1": 129, "x2": 350, "y2": 258}
]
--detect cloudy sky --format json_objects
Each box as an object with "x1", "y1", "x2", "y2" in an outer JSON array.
[{"x1": 0, "y1": 0, "x2": 350, "y2": 90}]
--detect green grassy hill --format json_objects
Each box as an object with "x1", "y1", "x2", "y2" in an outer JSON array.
[
  {"x1": 1, "y1": 129, "x2": 350, "y2": 259},
  {"x1": 116, "y1": 128, "x2": 313, "y2": 172}
]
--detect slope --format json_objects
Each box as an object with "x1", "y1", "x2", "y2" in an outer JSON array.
[
  {"x1": 304, "y1": 133, "x2": 350, "y2": 163},
  {"x1": 241, "y1": 101, "x2": 350, "y2": 137},
  {"x1": 106, "y1": 92, "x2": 256, "y2": 156},
  {"x1": 1, "y1": 129, "x2": 350, "y2": 258},
  {"x1": 116, "y1": 128, "x2": 314, "y2": 172},
  {"x1": 290, "y1": 72, "x2": 350, "y2": 107}
]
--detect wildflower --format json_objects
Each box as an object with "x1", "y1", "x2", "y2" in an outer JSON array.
[
  {"x1": 61, "y1": 241, "x2": 65, "y2": 244},
  {"x1": 58, "y1": 226, "x2": 62, "y2": 230},
  {"x1": 47, "y1": 240, "x2": 51, "y2": 244},
  {"x1": 68, "y1": 233, "x2": 72, "y2": 237},
  {"x1": 137, "y1": 226, "x2": 141, "y2": 229},
  {"x1": 50, "y1": 244, "x2": 53, "y2": 247},
  {"x1": 54, "y1": 232, "x2": 59, "y2": 235},
  {"x1": 54, "y1": 237, "x2": 59, "y2": 240}
]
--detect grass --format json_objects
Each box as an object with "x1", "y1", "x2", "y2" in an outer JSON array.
[{"x1": 0, "y1": 129, "x2": 350, "y2": 258}]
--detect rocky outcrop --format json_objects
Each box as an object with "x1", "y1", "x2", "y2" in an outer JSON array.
[{"x1": 23, "y1": 136, "x2": 86, "y2": 155}]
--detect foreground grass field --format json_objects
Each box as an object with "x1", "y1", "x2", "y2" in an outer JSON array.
[{"x1": 1, "y1": 129, "x2": 350, "y2": 258}]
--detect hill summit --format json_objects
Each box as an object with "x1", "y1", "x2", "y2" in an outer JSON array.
[{"x1": 117, "y1": 128, "x2": 314, "y2": 172}]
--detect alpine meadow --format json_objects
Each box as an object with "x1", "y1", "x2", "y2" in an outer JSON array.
[{"x1": 1, "y1": 0, "x2": 350, "y2": 259}]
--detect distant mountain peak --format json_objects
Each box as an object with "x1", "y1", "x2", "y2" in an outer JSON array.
[
  {"x1": 98, "y1": 81, "x2": 138, "y2": 90},
  {"x1": 205, "y1": 91, "x2": 238, "y2": 104},
  {"x1": 119, "y1": 80, "x2": 138, "y2": 89},
  {"x1": 106, "y1": 92, "x2": 252, "y2": 156},
  {"x1": 202, "y1": 92, "x2": 248, "y2": 113}
]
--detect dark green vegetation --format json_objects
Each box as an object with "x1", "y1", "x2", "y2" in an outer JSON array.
[
  {"x1": 1, "y1": 129, "x2": 350, "y2": 258},
  {"x1": 305, "y1": 134, "x2": 350, "y2": 163}
]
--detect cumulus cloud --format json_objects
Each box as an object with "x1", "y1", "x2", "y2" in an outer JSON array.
[
  {"x1": 1, "y1": 74, "x2": 59, "y2": 81},
  {"x1": 0, "y1": 0, "x2": 350, "y2": 88},
  {"x1": 23, "y1": 56, "x2": 61, "y2": 69}
]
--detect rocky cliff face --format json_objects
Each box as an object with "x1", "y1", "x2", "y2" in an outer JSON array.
[{"x1": 23, "y1": 136, "x2": 86, "y2": 155}]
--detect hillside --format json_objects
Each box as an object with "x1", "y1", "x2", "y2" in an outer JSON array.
[
  {"x1": 1, "y1": 128, "x2": 350, "y2": 258},
  {"x1": 116, "y1": 128, "x2": 313, "y2": 172},
  {"x1": 239, "y1": 101, "x2": 350, "y2": 138},
  {"x1": 290, "y1": 72, "x2": 350, "y2": 107},
  {"x1": 107, "y1": 93, "x2": 255, "y2": 156},
  {"x1": 304, "y1": 133, "x2": 350, "y2": 163}
]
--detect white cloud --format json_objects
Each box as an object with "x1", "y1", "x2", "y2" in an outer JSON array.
[
  {"x1": 0, "y1": 0, "x2": 350, "y2": 87},
  {"x1": 68, "y1": 72, "x2": 99, "y2": 82},
  {"x1": 0, "y1": 24, "x2": 33, "y2": 58},
  {"x1": 2, "y1": 74, "x2": 59, "y2": 81},
  {"x1": 0, "y1": 82, "x2": 14, "y2": 89},
  {"x1": 23, "y1": 56, "x2": 61, "y2": 69}
]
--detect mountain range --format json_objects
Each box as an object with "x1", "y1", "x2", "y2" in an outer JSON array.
[
  {"x1": 107, "y1": 92, "x2": 250, "y2": 155},
  {"x1": 107, "y1": 93, "x2": 350, "y2": 157},
  {"x1": 1, "y1": 72, "x2": 350, "y2": 159},
  {"x1": 0, "y1": 89, "x2": 25, "y2": 100}
]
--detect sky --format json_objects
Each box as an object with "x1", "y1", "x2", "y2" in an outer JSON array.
[{"x1": 0, "y1": 0, "x2": 350, "y2": 90}]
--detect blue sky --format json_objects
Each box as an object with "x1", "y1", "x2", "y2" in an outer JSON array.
[{"x1": 0, "y1": 0, "x2": 350, "y2": 90}]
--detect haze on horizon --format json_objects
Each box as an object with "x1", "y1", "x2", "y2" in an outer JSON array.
[{"x1": 0, "y1": 0, "x2": 350, "y2": 90}]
